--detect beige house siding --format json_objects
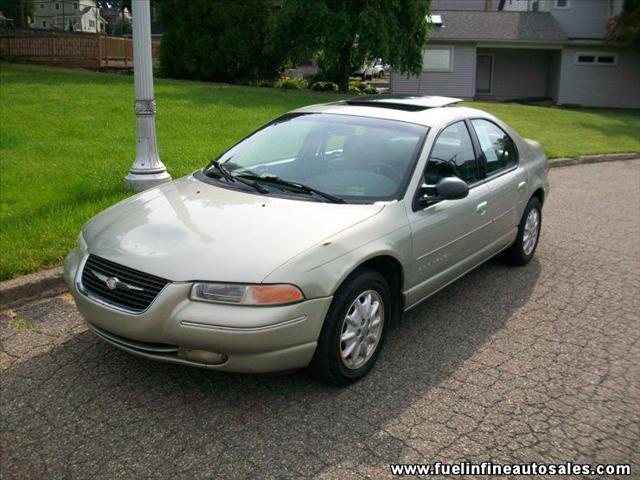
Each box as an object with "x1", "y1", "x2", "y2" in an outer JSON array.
[
  {"x1": 391, "y1": 43, "x2": 477, "y2": 98},
  {"x1": 557, "y1": 46, "x2": 640, "y2": 108},
  {"x1": 549, "y1": 0, "x2": 612, "y2": 40}
]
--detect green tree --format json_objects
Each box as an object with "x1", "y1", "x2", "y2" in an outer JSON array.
[
  {"x1": 267, "y1": 0, "x2": 431, "y2": 92},
  {"x1": 0, "y1": 0, "x2": 33, "y2": 26},
  {"x1": 158, "y1": 0, "x2": 279, "y2": 83},
  {"x1": 606, "y1": 0, "x2": 640, "y2": 50}
]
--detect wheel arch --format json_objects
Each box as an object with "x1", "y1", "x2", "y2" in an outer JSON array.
[
  {"x1": 532, "y1": 187, "x2": 545, "y2": 206},
  {"x1": 337, "y1": 254, "x2": 405, "y2": 325}
]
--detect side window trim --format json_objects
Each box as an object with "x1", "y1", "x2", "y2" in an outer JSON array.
[
  {"x1": 468, "y1": 118, "x2": 519, "y2": 181},
  {"x1": 464, "y1": 118, "x2": 485, "y2": 181}
]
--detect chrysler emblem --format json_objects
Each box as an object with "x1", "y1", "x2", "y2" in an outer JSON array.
[
  {"x1": 105, "y1": 277, "x2": 118, "y2": 290},
  {"x1": 90, "y1": 269, "x2": 145, "y2": 292}
]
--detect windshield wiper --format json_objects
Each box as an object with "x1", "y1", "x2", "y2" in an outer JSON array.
[
  {"x1": 238, "y1": 173, "x2": 345, "y2": 204},
  {"x1": 207, "y1": 161, "x2": 270, "y2": 194},
  {"x1": 207, "y1": 160, "x2": 234, "y2": 181}
]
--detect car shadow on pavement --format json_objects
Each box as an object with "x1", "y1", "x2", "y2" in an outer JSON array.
[{"x1": 1, "y1": 257, "x2": 541, "y2": 478}]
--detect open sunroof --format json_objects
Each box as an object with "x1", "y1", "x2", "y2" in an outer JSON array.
[{"x1": 345, "y1": 95, "x2": 463, "y2": 111}]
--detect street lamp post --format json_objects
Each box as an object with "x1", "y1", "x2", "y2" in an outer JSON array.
[{"x1": 125, "y1": 0, "x2": 171, "y2": 192}]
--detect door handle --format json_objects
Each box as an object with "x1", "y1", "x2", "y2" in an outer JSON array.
[
  {"x1": 518, "y1": 181, "x2": 527, "y2": 192},
  {"x1": 476, "y1": 201, "x2": 488, "y2": 215}
]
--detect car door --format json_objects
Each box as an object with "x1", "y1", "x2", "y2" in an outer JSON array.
[
  {"x1": 405, "y1": 121, "x2": 494, "y2": 307},
  {"x1": 469, "y1": 119, "x2": 528, "y2": 246}
]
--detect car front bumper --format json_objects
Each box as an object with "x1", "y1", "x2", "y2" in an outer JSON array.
[{"x1": 64, "y1": 248, "x2": 332, "y2": 373}]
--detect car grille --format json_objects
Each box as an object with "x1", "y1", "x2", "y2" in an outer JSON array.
[{"x1": 81, "y1": 255, "x2": 170, "y2": 313}]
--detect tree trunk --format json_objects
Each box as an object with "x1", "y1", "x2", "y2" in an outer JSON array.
[{"x1": 337, "y1": 40, "x2": 352, "y2": 93}]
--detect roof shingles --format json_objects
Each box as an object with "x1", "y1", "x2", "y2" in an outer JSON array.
[{"x1": 429, "y1": 10, "x2": 567, "y2": 43}]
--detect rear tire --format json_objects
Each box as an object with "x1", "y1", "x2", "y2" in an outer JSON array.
[
  {"x1": 308, "y1": 269, "x2": 390, "y2": 386},
  {"x1": 504, "y1": 197, "x2": 542, "y2": 266}
]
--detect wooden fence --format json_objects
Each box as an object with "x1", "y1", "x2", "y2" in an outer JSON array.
[{"x1": 0, "y1": 33, "x2": 159, "y2": 68}]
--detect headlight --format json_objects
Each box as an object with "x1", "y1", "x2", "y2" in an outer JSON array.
[{"x1": 190, "y1": 283, "x2": 304, "y2": 306}]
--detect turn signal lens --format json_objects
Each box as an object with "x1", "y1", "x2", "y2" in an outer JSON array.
[
  {"x1": 244, "y1": 285, "x2": 304, "y2": 305},
  {"x1": 191, "y1": 283, "x2": 304, "y2": 305}
]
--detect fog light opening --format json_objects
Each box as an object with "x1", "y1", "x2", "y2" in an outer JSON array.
[{"x1": 178, "y1": 347, "x2": 228, "y2": 365}]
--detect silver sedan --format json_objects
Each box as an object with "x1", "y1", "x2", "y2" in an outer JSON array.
[{"x1": 64, "y1": 95, "x2": 549, "y2": 385}]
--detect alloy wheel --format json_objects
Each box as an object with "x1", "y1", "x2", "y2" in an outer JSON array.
[
  {"x1": 339, "y1": 290, "x2": 384, "y2": 369},
  {"x1": 522, "y1": 208, "x2": 540, "y2": 256}
]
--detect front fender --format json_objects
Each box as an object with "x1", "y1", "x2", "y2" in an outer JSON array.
[{"x1": 262, "y1": 203, "x2": 412, "y2": 299}]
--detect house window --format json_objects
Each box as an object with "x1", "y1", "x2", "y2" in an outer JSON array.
[
  {"x1": 575, "y1": 52, "x2": 618, "y2": 66},
  {"x1": 55, "y1": 2, "x2": 59, "y2": 9},
  {"x1": 73, "y1": 2, "x2": 78, "y2": 9},
  {"x1": 597, "y1": 55, "x2": 616, "y2": 64},
  {"x1": 42, "y1": 20, "x2": 46, "y2": 27},
  {"x1": 532, "y1": 1, "x2": 540, "y2": 12},
  {"x1": 40, "y1": 3, "x2": 44, "y2": 8},
  {"x1": 577, "y1": 54, "x2": 595, "y2": 63},
  {"x1": 423, "y1": 46, "x2": 453, "y2": 72},
  {"x1": 89, "y1": 19, "x2": 96, "y2": 28},
  {"x1": 554, "y1": 0, "x2": 570, "y2": 9}
]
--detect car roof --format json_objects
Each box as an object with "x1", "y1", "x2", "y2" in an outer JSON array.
[{"x1": 291, "y1": 97, "x2": 494, "y2": 128}]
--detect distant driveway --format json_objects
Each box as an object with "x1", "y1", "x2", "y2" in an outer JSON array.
[{"x1": 1, "y1": 160, "x2": 639, "y2": 479}]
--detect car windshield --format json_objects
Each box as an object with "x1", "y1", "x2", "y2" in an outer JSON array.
[{"x1": 204, "y1": 113, "x2": 428, "y2": 203}]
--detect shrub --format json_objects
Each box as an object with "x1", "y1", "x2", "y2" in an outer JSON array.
[
  {"x1": 274, "y1": 76, "x2": 308, "y2": 90},
  {"x1": 248, "y1": 79, "x2": 277, "y2": 88},
  {"x1": 310, "y1": 81, "x2": 338, "y2": 92},
  {"x1": 348, "y1": 80, "x2": 379, "y2": 95}
]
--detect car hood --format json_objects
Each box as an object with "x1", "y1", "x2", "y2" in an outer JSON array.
[{"x1": 83, "y1": 174, "x2": 385, "y2": 283}]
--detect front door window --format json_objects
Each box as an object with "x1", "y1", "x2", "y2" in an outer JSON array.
[{"x1": 426, "y1": 121, "x2": 478, "y2": 187}]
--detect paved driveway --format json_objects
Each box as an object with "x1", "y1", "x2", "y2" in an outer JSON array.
[{"x1": 1, "y1": 160, "x2": 639, "y2": 479}]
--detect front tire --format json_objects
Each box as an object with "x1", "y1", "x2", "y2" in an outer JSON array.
[
  {"x1": 504, "y1": 196, "x2": 542, "y2": 266},
  {"x1": 308, "y1": 269, "x2": 390, "y2": 385}
]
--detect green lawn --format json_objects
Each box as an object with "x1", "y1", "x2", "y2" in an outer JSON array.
[{"x1": 1, "y1": 63, "x2": 639, "y2": 280}]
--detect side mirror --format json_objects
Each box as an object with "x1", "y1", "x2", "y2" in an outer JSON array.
[
  {"x1": 435, "y1": 176, "x2": 469, "y2": 200},
  {"x1": 417, "y1": 176, "x2": 469, "y2": 208}
]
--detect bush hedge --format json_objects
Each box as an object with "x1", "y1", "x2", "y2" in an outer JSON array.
[
  {"x1": 310, "y1": 81, "x2": 339, "y2": 92},
  {"x1": 348, "y1": 80, "x2": 379, "y2": 95},
  {"x1": 274, "y1": 77, "x2": 308, "y2": 90}
]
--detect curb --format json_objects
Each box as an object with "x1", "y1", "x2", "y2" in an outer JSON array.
[
  {"x1": 0, "y1": 267, "x2": 66, "y2": 309},
  {"x1": 1, "y1": 152, "x2": 638, "y2": 308},
  {"x1": 549, "y1": 152, "x2": 638, "y2": 168}
]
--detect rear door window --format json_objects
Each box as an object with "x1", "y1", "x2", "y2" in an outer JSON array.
[{"x1": 470, "y1": 119, "x2": 518, "y2": 175}]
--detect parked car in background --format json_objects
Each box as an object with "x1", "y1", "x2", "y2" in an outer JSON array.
[
  {"x1": 64, "y1": 95, "x2": 549, "y2": 385},
  {"x1": 355, "y1": 58, "x2": 388, "y2": 80}
]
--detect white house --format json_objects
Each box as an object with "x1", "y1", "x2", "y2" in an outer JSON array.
[{"x1": 31, "y1": 0, "x2": 106, "y2": 33}]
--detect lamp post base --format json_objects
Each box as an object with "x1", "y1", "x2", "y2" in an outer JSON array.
[{"x1": 124, "y1": 170, "x2": 172, "y2": 192}]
